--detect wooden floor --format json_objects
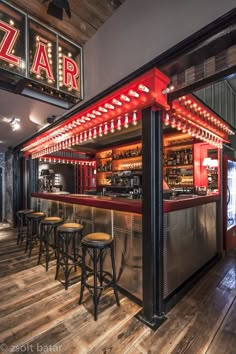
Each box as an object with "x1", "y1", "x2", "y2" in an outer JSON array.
[{"x1": 0, "y1": 228, "x2": 236, "y2": 354}]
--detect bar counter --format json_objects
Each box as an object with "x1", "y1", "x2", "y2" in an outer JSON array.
[{"x1": 32, "y1": 192, "x2": 220, "y2": 302}]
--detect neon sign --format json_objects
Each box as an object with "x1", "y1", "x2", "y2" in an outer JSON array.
[{"x1": 0, "y1": 1, "x2": 83, "y2": 106}]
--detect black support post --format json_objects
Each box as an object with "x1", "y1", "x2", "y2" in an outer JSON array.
[{"x1": 136, "y1": 107, "x2": 166, "y2": 330}]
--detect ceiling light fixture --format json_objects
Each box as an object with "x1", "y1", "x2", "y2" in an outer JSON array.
[
  {"x1": 10, "y1": 117, "x2": 21, "y2": 131},
  {"x1": 43, "y1": 0, "x2": 71, "y2": 20}
]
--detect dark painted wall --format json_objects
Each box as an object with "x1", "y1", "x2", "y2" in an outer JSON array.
[{"x1": 39, "y1": 163, "x2": 76, "y2": 193}]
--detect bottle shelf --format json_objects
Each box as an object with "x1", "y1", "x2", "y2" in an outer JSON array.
[
  {"x1": 97, "y1": 156, "x2": 112, "y2": 160},
  {"x1": 112, "y1": 155, "x2": 142, "y2": 161},
  {"x1": 163, "y1": 164, "x2": 193, "y2": 168},
  {"x1": 96, "y1": 171, "x2": 112, "y2": 174}
]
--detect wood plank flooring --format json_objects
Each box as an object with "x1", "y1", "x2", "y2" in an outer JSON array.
[{"x1": 0, "y1": 228, "x2": 236, "y2": 353}]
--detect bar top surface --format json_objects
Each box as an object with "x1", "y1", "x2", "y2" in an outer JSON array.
[
  {"x1": 32, "y1": 192, "x2": 220, "y2": 214},
  {"x1": 32, "y1": 192, "x2": 142, "y2": 214}
]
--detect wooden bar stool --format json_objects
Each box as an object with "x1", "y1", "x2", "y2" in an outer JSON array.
[
  {"x1": 25, "y1": 212, "x2": 46, "y2": 257},
  {"x1": 55, "y1": 222, "x2": 83, "y2": 290},
  {"x1": 79, "y1": 232, "x2": 120, "y2": 321},
  {"x1": 16, "y1": 209, "x2": 34, "y2": 245},
  {"x1": 37, "y1": 216, "x2": 63, "y2": 271}
]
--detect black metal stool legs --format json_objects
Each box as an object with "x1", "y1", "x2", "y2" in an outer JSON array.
[
  {"x1": 25, "y1": 218, "x2": 33, "y2": 257},
  {"x1": 93, "y1": 248, "x2": 98, "y2": 321},
  {"x1": 17, "y1": 213, "x2": 24, "y2": 245},
  {"x1": 55, "y1": 223, "x2": 83, "y2": 290},
  {"x1": 78, "y1": 246, "x2": 86, "y2": 304},
  {"x1": 37, "y1": 224, "x2": 54, "y2": 271},
  {"x1": 110, "y1": 243, "x2": 120, "y2": 306},
  {"x1": 79, "y1": 235, "x2": 120, "y2": 321}
]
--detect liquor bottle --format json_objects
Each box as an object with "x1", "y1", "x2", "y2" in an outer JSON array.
[
  {"x1": 188, "y1": 149, "x2": 193, "y2": 164},
  {"x1": 184, "y1": 150, "x2": 189, "y2": 164},
  {"x1": 180, "y1": 150, "x2": 185, "y2": 164},
  {"x1": 172, "y1": 152, "x2": 177, "y2": 165},
  {"x1": 176, "y1": 151, "x2": 180, "y2": 165}
]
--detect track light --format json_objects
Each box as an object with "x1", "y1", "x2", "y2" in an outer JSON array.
[{"x1": 10, "y1": 117, "x2": 21, "y2": 131}]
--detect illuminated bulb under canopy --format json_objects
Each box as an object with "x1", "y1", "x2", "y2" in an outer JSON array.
[
  {"x1": 99, "y1": 125, "x2": 103, "y2": 137},
  {"x1": 84, "y1": 131, "x2": 87, "y2": 141},
  {"x1": 98, "y1": 106, "x2": 108, "y2": 113},
  {"x1": 112, "y1": 98, "x2": 122, "y2": 106},
  {"x1": 171, "y1": 118, "x2": 176, "y2": 128},
  {"x1": 105, "y1": 103, "x2": 115, "y2": 110},
  {"x1": 129, "y1": 90, "x2": 139, "y2": 98},
  {"x1": 176, "y1": 121, "x2": 182, "y2": 131},
  {"x1": 104, "y1": 122, "x2": 108, "y2": 135},
  {"x1": 88, "y1": 129, "x2": 92, "y2": 140},
  {"x1": 87, "y1": 113, "x2": 96, "y2": 119},
  {"x1": 93, "y1": 127, "x2": 97, "y2": 138},
  {"x1": 132, "y1": 112, "x2": 137, "y2": 126},
  {"x1": 124, "y1": 114, "x2": 129, "y2": 128},
  {"x1": 138, "y1": 84, "x2": 149, "y2": 93},
  {"x1": 117, "y1": 117, "x2": 122, "y2": 130},
  {"x1": 110, "y1": 120, "x2": 115, "y2": 133},
  {"x1": 92, "y1": 110, "x2": 102, "y2": 116},
  {"x1": 120, "y1": 94, "x2": 130, "y2": 102}
]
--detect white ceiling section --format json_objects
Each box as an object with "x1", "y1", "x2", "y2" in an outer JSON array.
[
  {"x1": 0, "y1": 89, "x2": 64, "y2": 152},
  {"x1": 82, "y1": 0, "x2": 235, "y2": 103}
]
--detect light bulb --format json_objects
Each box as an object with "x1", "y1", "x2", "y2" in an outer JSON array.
[
  {"x1": 112, "y1": 98, "x2": 122, "y2": 106},
  {"x1": 104, "y1": 122, "x2": 108, "y2": 135},
  {"x1": 105, "y1": 103, "x2": 115, "y2": 110},
  {"x1": 98, "y1": 106, "x2": 108, "y2": 113},
  {"x1": 132, "y1": 111, "x2": 137, "y2": 126},
  {"x1": 129, "y1": 89, "x2": 139, "y2": 98},
  {"x1": 92, "y1": 110, "x2": 101, "y2": 116},
  {"x1": 93, "y1": 127, "x2": 97, "y2": 138},
  {"x1": 99, "y1": 125, "x2": 103, "y2": 137},
  {"x1": 138, "y1": 84, "x2": 149, "y2": 92},
  {"x1": 120, "y1": 94, "x2": 130, "y2": 102},
  {"x1": 117, "y1": 117, "x2": 122, "y2": 130},
  {"x1": 110, "y1": 120, "x2": 115, "y2": 133},
  {"x1": 124, "y1": 114, "x2": 129, "y2": 128}
]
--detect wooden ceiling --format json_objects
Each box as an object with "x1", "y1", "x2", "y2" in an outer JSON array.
[{"x1": 6, "y1": 0, "x2": 125, "y2": 45}]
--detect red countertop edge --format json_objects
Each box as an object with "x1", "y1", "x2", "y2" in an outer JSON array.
[
  {"x1": 31, "y1": 193, "x2": 142, "y2": 214},
  {"x1": 32, "y1": 193, "x2": 220, "y2": 215},
  {"x1": 163, "y1": 194, "x2": 220, "y2": 213}
]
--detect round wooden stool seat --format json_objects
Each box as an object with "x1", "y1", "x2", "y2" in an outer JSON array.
[
  {"x1": 57, "y1": 222, "x2": 83, "y2": 232},
  {"x1": 42, "y1": 217, "x2": 63, "y2": 225},
  {"x1": 27, "y1": 212, "x2": 45, "y2": 219},
  {"x1": 82, "y1": 232, "x2": 112, "y2": 247},
  {"x1": 17, "y1": 209, "x2": 34, "y2": 215}
]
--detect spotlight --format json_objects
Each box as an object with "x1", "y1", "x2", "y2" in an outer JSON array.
[
  {"x1": 10, "y1": 117, "x2": 21, "y2": 131},
  {"x1": 43, "y1": 0, "x2": 71, "y2": 20}
]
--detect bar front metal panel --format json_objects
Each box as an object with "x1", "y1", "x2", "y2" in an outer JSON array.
[
  {"x1": 32, "y1": 197, "x2": 143, "y2": 300},
  {"x1": 163, "y1": 202, "x2": 217, "y2": 298}
]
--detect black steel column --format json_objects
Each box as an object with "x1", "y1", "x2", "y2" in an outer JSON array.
[
  {"x1": 28, "y1": 157, "x2": 38, "y2": 207},
  {"x1": 136, "y1": 106, "x2": 166, "y2": 329},
  {"x1": 13, "y1": 151, "x2": 23, "y2": 226}
]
